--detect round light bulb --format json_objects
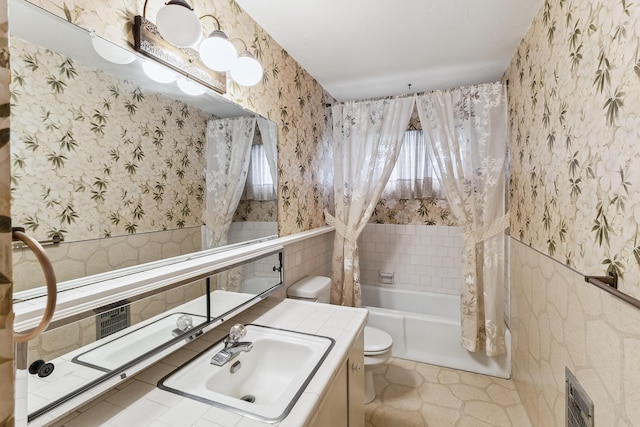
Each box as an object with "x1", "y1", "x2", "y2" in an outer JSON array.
[
  {"x1": 156, "y1": 1, "x2": 202, "y2": 48},
  {"x1": 199, "y1": 31, "x2": 237, "y2": 72},
  {"x1": 142, "y1": 61, "x2": 176, "y2": 83},
  {"x1": 230, "y1": 51, "x2": 263, "y2": 86},
  {"x1": 91, "y1": 36, "x2": 136, "y2": 65},
  {"x1": 177, "y1": 77, "x2": 206, "y2": 96}
]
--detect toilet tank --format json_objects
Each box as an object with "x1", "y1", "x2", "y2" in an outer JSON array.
[{"x1": 287, "y1": 276, "x2": 331, "y2": 303}]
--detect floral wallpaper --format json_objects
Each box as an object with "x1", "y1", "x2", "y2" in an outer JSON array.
[
  {"x1": 371, "y1": 197, "x2": 455, "y2": 226},
  {"x1": 233, "y1": 199, "x2": 277, "y2": 222},
  {"x1": 19, "y1": 0, "x2": 330, "y2": 237},
  {"x1": 10, "y1": 37, "x2": 208, "y2": 242},
  {"x1": 0, "y1": 0, "x2": 12, "y2": 423},
  {"x1": 506, "y1": 0, "x2": 640, "y2": 299}
]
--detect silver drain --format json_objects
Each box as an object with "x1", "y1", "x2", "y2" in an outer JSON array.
[{"x1": 240, "y1": 395, "x2": 255, "y2": 403}]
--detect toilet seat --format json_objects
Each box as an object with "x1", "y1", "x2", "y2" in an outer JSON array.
[{"x1": 364, "y1": 326, "x2": 392, "y2": 355}]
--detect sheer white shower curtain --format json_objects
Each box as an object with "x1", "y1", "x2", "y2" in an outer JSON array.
[
  {"x1": 326, "y1": 97, "x2": 415, "y2": 307},
  {"x1": 204, "y1": 116, "x2": 256, "y2": 249},
  {"x1": 416, "y1": 82, "x2": 509, "y2": 356}
]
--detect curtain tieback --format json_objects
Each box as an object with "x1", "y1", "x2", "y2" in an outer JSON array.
[
  {"x1": 461, "y1": 212, "x2": 510, "y2": 248},
  {"x1": 325, "y1": 210, "x2": 359, "y2": 244}
]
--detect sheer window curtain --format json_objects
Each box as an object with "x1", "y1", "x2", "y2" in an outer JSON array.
[
  {"x1": 326, "y1": 96, "x2": 415, "y2": 307},
  {"x1": 242, "y1": 144, "x2": 276, "y2": 200},
  {"x1": 257, "y1": 117, "x2": 278, "y2": 188},
  {"x1": 416, "y1": 82, "x2": 509, "y2": 356},
  {"x1": 204, "y1": 116, "x2": 256, "y2": 249},
  {"x1": 382, "y1": 130, "x2": 441, "y2": 199}
]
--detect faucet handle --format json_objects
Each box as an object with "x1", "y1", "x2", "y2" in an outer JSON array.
[{"x1": 228, "y1": 324, "x2": 247, "y2": 343}]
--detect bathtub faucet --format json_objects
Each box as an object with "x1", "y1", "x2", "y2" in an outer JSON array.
[{"x1": 210, "y1": 324, "x2": 253, "y2": 366}]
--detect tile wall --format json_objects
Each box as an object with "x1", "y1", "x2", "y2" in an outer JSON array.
[
  {"x1": 358, "y1": 224, "x2": 462, "y2": 295},
  {"x1": 282, "y1": 231, "x2": 334, "y2": 292},
  {"x1": 510, "y1": 238, "x2": 640, "y2": 426},
  {"x1": 12, "y1": 228, "x2": 201, "y2": 293},
  {"x1": 227, "y1": 221, "x2": 278, "y2": 245}
]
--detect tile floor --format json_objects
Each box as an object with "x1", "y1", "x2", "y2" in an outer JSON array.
[{"x1": 365, "y1": 358, "x2": 532, "y2": 427}]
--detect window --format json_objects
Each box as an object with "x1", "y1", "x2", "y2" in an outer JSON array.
[
  {"x1": 242, "y1": 144, "x2": 276, "y2": 200},
  {"x1": 383, "y1": 130, "x2": 441, "y2": 199}
]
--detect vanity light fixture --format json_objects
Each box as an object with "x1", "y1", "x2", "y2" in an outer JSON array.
[
  {"x1": 229, "y1": 39, "x2": 263, "y2": 87},
  {"x1": 177, "y1": 76, "x2": 207, "y2": 96},
  {"x1": 198, "y1": 15, "x2": 237, "y2": 72},
  {"x1": 142, "y1": 60, "x2": 177, "y2": 83},
  {"x1": 91, "y1": 33, "x2": 136, "y2": 65},
  {"x1": 145, "y1": 0, "x2": 202, "y2": 48}
]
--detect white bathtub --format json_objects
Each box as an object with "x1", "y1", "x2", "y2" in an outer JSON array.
[{"x1": 361, "y1": 284, "x2": 511, "y2": 378}]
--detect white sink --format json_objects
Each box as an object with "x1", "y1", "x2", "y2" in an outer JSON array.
[
  {"x1": 158, "y1": 325, "x2": 334, "y2": 422},
  {"x1": 72, "y1": 312, "x2": 207, "y2": 371}
]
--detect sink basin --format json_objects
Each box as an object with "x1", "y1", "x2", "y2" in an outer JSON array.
[
  {"x1": 72, "y1": 312, "x2": 207, "y2": 371},
  {"x1": 158, "y1": 324, "x2": 334, "y2": 422}
]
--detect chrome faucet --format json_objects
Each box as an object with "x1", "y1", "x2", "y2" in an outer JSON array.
[{"x1": 211, "y1": 324, "x2": 253, "y2": 367}]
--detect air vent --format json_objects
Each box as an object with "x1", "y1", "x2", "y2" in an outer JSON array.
[
  {"x1": 566, "y1": 368, "x2": 594, "y2": 427},
  {"x1": 96, "y1": 302, "x2": 130, "y2": 339}
]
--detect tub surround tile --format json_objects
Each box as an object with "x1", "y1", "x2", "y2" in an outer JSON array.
[{"x1": 359, "y1": 224, "x2": 462, "y2": 295}]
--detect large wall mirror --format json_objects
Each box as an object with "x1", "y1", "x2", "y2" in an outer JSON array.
[
  {"x1": 10, "y1": 0, "x2": 279, "y2": 294},
  {"x1": 10, "y1": 0, "x2": 281, "y2": 420}
]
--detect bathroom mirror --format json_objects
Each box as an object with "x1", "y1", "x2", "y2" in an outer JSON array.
[
  {"x1": 9, "y1": 0, "x2": 278, "y2": 294},
  {"x1": 24, "y1": 251, "x2": 283, "y2": 422}
]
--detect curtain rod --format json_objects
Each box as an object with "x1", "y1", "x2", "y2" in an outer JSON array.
[{"x1": 325, "y1": 80, "x2": 507, "y2": 107}]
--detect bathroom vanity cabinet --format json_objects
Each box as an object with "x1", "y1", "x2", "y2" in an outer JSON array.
[
  {"x1": 310, "y1": 327, "x2": 364, "y2": 427},
  {"x1": 38, "y1": 297, "x2": 368, "y2": 427}
]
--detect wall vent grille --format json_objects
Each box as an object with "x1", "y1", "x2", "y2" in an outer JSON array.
[
  {"x1": 566, "y1": 367, "x2": 594, "y2": 427},
  {"x1": 96, "y1": 302, "x2": 130, "y2": 339}
]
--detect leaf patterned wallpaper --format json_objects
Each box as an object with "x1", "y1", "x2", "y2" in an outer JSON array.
[
  {"x1": 19, "y1": 0, "x2": 330, "y2": 237},
  {"x1": 506, "y1": 0, "x2": 640, "y2": 299},
  {"x1": 371, "y1": 197, "x2": 455, "y2": 226},
  {"x1": 10, "y1": 37, "x2": 208, "y2": 242}
]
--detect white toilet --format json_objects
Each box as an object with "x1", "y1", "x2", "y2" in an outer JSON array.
[
  {"x1": 286, "y1": 276, "x2": 393, "y2": 404},
  {"x1": 286, "y1": 276, "x2": 332, "y2": 303},
  {"x1": 363, "y1": 325, "x2": 393, "y2": 404}
]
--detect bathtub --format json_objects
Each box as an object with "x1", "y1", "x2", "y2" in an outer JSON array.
[{"x1": 361, "y1": 284, "x2": 511, "y2": 378}]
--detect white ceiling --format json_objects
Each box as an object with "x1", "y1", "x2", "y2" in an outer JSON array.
[{"x1": 236, "y1": 0, "x2": 543, "y2": 102}]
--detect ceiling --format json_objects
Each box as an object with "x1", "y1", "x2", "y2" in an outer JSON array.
[{"x1": 236, "y1": 0, "x2": 543, "y2": 102}]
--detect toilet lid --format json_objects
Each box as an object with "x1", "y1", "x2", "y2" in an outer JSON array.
[{"x1": 364, "y1": 326, "x2": 392, "y2": 353}]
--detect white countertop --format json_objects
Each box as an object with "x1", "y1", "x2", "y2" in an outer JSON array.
[{"x1": 45, "y1": 297, "x2": 368, "y2": 427}]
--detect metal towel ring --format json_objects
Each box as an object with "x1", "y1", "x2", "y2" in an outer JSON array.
[{"x1": 12, "y1": 227, "x2": 57, "y2": 342}]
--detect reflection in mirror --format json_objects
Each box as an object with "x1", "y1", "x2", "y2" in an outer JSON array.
[
  {"x1": 9, "y1": 0, "x2": 278, "y2": 294},
  {"x1": 26, "y1": 251, "x2": 282, "y2": 421}
]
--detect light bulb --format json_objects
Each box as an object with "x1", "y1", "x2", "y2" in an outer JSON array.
[
  {"x1": 177, "y1": 77, "x2": 206, "y2": 96},
  {"x1": 91, "y1": 36, "x2": 136, "y2": 65},
  {"x1": 230, "y1": 51, "x2": 263, "y2": 86},
  {"x1": 156, "y1": 1, "x2": 202, "y2": 48},
  {"x1": 199, "y1": 31, "x2": 237, "y2": 72},
  {"x1": 142, "y1": 61, "x2": 176, "y2": 84}
]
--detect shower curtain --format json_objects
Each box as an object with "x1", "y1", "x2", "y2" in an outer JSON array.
[
  {"x1": 416, "y1": 82, "x2": 508, "y2": 356},
  {"x1": 326, "y1": 97, "x2": 415, "y2": 307},
  {"x1": 205, "y1": 116, "x2": 256, "y2": 292},
  {"x1": 204, "y1": 116, "x2": 256, "y2": 248}
]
